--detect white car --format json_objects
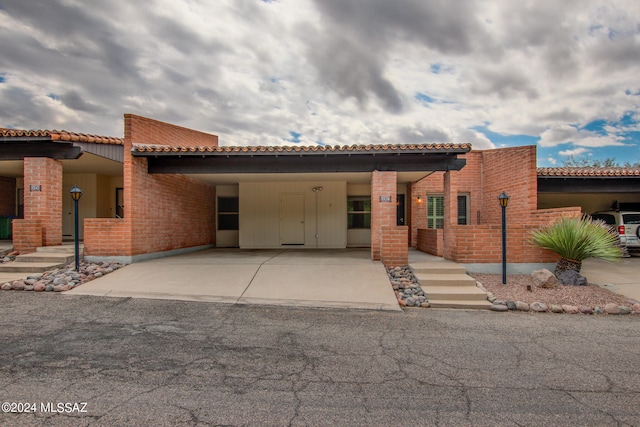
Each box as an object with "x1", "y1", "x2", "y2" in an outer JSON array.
[{"x1": 590, "y1": 211, "x2": 640, "y2": 253}]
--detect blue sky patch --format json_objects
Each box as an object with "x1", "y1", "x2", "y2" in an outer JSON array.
[
  {"x1": 415, "y1": 92, "x2": 436, "y2": 104},
  {"x1": 47, "y1": 93, "x2": 59, "y2": 100},
  {"x1": 288, "y1": 131, "x2": 301, "y2": 143},
  {"x1": 0, "y1": 73, "x2": 5, "y2": 83},
  {"x1": 472, "y1": 125, "x2": 539, "y2": 147}
]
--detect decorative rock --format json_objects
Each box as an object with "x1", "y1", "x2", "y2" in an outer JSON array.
[
  {"x1": 12, "y1": 280, "x2": 25, "y2": 290},
  {"x1": 530, "y1": 302, "x2": 548, "y2": 312},
  {"x1": 578, "y1": 306, "x2": 593, "y2": 314},
  {"x1": 52, "y1": 277, "x2": 67, "y2": 285},
  {"x1": 562, "y1": 305, "x2": 580, "y2": 314},
  {"x1": 24, "y1": 285, "x2": 34, "y2": 291},
  {"x1": 490, "y1": 304, "x2": 509, "y2": 312},
  {"x1": 45, "y1": 285, "x2": 54, "y2": 292},
  {"x1": 487, "y1": 295, "x2": 496, "y2": 303},
  {"x1": 34, "y1": 283, "x2": 46, "y2": 292},
  {"x1": 493, "y1": 299, "x2": 506, "y2": 306},
  {"x1": 557, "y1": 270, "x2": 587, "y2": 286},
  {"x1": 405, "y1": 297, "x2": 415, "y2": 307},
  {"x1": 1, "y1": 283, "x2": 12, "y2": 291},
  {"x1": 506, "y1": 301, "x2": 516, "y2": 310},
  {"x1": 532, "y1": 269, "x2": 557, "y2": 288},
  {"x1": 632, "y1": 303, "x2": 640, "y2": 314},
  {"x1": 515, "y1": 301, "x2": 530, "y2": 311},
  {"x1": 604, "y1": 303, "x2": 620, "y2": 314},
  {"x1": 594, "y1": 306, "x2": 603, "y2": 315},
  {"x1": 550, "y1": 304, "x2": 563, "y2": 313},
  {"x1": 619, "y1": 306, "x2": 631, "y2": 315}
]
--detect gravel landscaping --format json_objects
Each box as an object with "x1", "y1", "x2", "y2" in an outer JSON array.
[{"x1": 473, "y1": 273, "x2": 640, "y2": 315}]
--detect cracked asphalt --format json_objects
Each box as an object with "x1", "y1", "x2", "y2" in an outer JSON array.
[{"x1": 0, "y1": 292, "x2": 638, "y2": 426}]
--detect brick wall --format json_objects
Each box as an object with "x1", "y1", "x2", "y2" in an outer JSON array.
[
  {"x1": 371, "y1": 171, "x2": 397, "y2": 260},
  {"x1": 11, "y1": 219, "x2": 42, "y2": 254},
  {"x1": 381, "y1": 226, "x2": 408, "y2": 267},
  {"x1": 409, "y1": 146, "x2": 583, "y2": 264},
  {"x1": 0, "y1": 177, "x2": 16, "y2": 217},
  {"x1": 23, "y1": 158, "x2": 62, "y2": 247},
  {"x1": 417, "y1": 228, "x2": 442, "y2": 256},
  {"x1": 84, "y1": 115, "x2": 218, "y2": 258}
]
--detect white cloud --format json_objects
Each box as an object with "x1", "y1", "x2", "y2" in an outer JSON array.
[{"x1": 559, "y1": 147, "x2": 590, "y2": 157}]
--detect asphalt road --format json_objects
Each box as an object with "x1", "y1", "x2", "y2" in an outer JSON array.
[{"x1": 0, "y1": 293, "x2": 638, "y2": 426}]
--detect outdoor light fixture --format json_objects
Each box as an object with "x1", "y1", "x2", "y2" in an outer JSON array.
[
  {"x1": 70, "y1": 185, "x2": 83, "y2": 271},
  {"x1": 498, "y1": 192, "x2": 510, "y2": 284},
  {"x1": 417, "y1": 196, "x2": 422, "y2": 203}
]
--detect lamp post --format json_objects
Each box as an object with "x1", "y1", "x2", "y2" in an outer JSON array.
[
  {"x1": 70, "y1": 185, "x2": 83, "y2": 271},
  {"x1": 498, "y1": 192, "x2": 510, "y2": 284}
]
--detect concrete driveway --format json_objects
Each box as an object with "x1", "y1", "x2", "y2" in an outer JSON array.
[
  {"x1": 583, "y1": 254, "x2": 640, "y2": 302},
  {"x1": 67, "y1": 248, "x2": 401, "y2": 311}
]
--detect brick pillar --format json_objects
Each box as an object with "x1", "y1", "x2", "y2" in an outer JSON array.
[
  {"x1": 371, "y1": 171, "x2": 397, "y2": 260},
  {"x1": 23, "y1": 157, "x2": 63, "y2": 247},
  {"x1": 442, "y1": 170, "x2": 458, "y2": 260}
]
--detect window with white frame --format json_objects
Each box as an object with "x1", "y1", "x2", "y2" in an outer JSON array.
[{"x1": 347, "y1": 196, "x2": 371, "y2": 229}]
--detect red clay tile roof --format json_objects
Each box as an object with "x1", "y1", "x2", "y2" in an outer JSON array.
[
  {"x1": 537, "y1": 167, "x2": 640, "y2": 177},
  {"x1": 0, "y1": 128, "x2": 123, "y2": 145},
  {"x1": 131, "y1": 143, "x2": 472, "y2": 155}
]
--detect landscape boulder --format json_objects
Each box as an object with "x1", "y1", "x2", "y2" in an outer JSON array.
[
  {"x1": 557, "y1": 269, "x2": 587, "y2": 286},
  {"x1": 532, "y1": 269, "x2": 557, "y2": 289}
]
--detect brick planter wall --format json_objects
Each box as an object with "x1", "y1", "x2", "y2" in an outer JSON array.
[
  {"x1": 417, "y1": 228, "x2": 442, "y2": 256},
  {"x1": 11, "y1": 219, "x2": 42, "y2": 254},
  {"x1": 381, "y1": 226, "x2": 408, "y2": 267}
]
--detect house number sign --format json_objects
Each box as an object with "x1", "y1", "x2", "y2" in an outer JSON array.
[
  {"x1": 379, "y1": 196, "x2": 392, "y2": 202},
  {"x1": 30, "y1": 185, "x2": 42, "y2": 192}
]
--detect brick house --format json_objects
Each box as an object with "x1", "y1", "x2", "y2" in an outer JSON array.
[{"x1": 1, "y1": 114, "x2": 580, "y2": 270}]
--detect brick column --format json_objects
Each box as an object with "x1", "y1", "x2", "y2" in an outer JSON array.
[
  {"x1": 371, "y1": 171, "x2": 397, "y2": 260},
  {"x1": 442, "y1": 170, "x2": 458, "y2": 260},
  {"x1": 23, "y1": 157, "x2": 63, "y2": 247}
]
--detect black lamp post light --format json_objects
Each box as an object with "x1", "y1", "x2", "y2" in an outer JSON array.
[
  {"x1": 498, "y1": 192, "x2": 510, "y2": 284},
  {"x1": 70, "y1": 185, "x2": 83, "y2": 271}
]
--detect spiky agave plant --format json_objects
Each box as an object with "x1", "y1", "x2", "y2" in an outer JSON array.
[{"x1": 530, "y1": 215, "x2": 623, "y2": 276}]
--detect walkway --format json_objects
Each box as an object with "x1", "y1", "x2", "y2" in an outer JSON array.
[{"x1": 67, "y1": 248, "x2": 401, "y2": 311}]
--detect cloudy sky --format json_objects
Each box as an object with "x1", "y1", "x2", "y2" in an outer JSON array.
[{"x1": 1, "y1": 0, "x2": 639, "y2": 166}]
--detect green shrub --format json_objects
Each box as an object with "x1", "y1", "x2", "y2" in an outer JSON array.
[{"x1": 530, "y1": 215, "x2": 623, "y2": 273}]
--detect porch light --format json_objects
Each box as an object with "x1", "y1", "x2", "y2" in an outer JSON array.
[
  {"x1": 69, "y1": 185, "x2": 83, "y2": 271},
  {"x1": 498, "y1": 192, "x2": 509, "y2": 284},
  {"x1": 417, "y1": 196, "x2": 422, "y2": 203}
]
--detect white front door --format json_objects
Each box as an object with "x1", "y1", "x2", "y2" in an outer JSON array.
[{"x1": 280, "y1": 193, "x2": 305, "y2": 245}]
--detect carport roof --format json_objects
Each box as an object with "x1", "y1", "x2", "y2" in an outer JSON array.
[
  {"x1": 537, "y1": 167, "x2": 640, "y2": 193},
  {"x1": 1, "y1": 128, "x2": 123, "y2": 145},
  {"x1": 132, "y1": 142, "x2": 472, "y2": 174}
]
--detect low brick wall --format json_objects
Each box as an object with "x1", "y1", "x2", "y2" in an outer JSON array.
[
  {"x1": 84, "y1": 218, "x2": 129, "y2": 256},
  {"x1": 381, "y1": 226, "x2": 408, "y2": 267},
  {"x1": 12, "y1": 219, "x2": 42, "y2": 254},
  {"x1": 417, "y1": 228, "x2": 442, "y2": 256}
]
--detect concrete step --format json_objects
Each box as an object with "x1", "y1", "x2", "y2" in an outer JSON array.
[
  {"x1": 411, "y1": 262, "x2": 467, "y2": 275},
  {"x1": 16, "y1": 252, "x2": 75, "y2": 264},
  {"x1": 422, "y1": 285, "x2": 489, "y2": 302},
  {"x1": 415, "y1": 273, "x2": 477, "y2": 287},
  {"x1": 427, "y1": 300, "x2": 493, "y2": 310},
  {"x1": 36, "y1": 245, "x2": 80, "y2": 254},
  {"x1": 0, "y1": 261, "x2": 67, "y2": 273}
]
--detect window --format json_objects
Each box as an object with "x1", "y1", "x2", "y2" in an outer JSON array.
[
  {"x1": 427, "y1": 195, "x2": 444, "y2": 229},
  {"x1": 218, "y1": 197, "x2": 239, "y2": 230},
  {"x1": 458, "y1": 194, "x2": 469, "y2": 225},
  {"x1": 348, "y1": 196, "x2": 371, "y2": 229},
  {"x1": 427, "y1": 194, "x2": 470, "y2": 228}
]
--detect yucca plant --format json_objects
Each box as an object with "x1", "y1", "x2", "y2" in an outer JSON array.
[{"x1": 530, "y1": 215, "x2": 623, "y2": 276}]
